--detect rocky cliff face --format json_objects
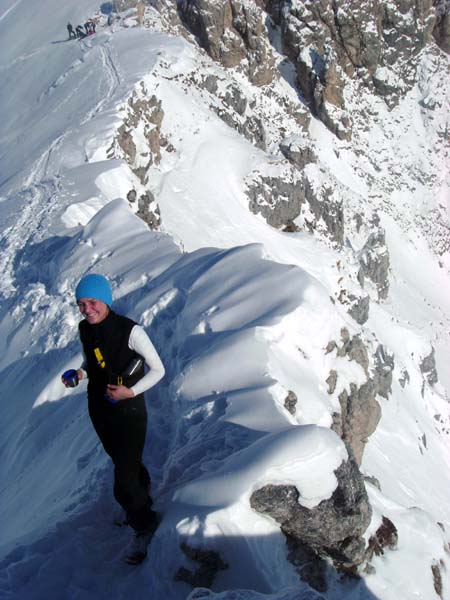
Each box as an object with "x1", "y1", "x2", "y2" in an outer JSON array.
[
  {"x1": 178, "y1": 0, "x2": 276, "y2": 85},
  {"x1": 175, "y1": 0, "x2": 448, "y2": 138},
  {"x1": 116, "y1": 0, "x2": 448, "y2": 264},
  {"x1": 267, "y1": 0, "x2": 440, "y2": 123}
]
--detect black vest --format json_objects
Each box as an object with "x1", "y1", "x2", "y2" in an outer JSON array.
[{"x1": 79, "y1": 310, "x2": 144, "y2": 398}]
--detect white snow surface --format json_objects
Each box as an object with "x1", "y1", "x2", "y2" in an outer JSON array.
[{"x1": 0, "y1": 1, "x2": 449, "y2": 599}]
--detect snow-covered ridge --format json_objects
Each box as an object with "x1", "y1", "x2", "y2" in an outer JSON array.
[{"x1": 0, "y1": 1, "x2": 450, "y2": 599}]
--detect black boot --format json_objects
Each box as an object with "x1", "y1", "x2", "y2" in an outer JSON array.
[{"x1": 124, "y1": 511, "x2": 160, "y2": 565}]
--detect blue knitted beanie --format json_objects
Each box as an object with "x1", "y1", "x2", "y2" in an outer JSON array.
[{"x1": 75, "y1": 274, "x2": 113, "y2": 306}]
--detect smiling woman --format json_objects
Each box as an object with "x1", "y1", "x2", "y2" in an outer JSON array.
[{"x1": 62, "y1": 273, "x2": 166, "y2": 565}]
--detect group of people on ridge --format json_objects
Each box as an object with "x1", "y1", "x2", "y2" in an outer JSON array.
[
  {"x1": 67, "y1": 20, "x2": 96, "y2": 40},
  {"x1": 62, "y1": 274, "x2": 165, "y2": 565}
]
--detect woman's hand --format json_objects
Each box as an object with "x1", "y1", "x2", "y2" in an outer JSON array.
[{"x1": 106, "y1": 384, "x2": 135, "y2": 401}]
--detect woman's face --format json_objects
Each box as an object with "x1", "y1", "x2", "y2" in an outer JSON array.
[{"x1": 77, "y1": 297, "x2": 109, "y2": 325}]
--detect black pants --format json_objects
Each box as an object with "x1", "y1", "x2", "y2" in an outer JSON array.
[{"x1": 88, "y1": 393, "x2": 154, "y2": 532}]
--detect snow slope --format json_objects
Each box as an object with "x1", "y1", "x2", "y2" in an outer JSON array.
[{"x1": 0, "y1": 1, "x2": 449, "y2": 599}]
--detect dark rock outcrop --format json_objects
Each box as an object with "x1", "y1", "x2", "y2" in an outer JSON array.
[
  {"x1": 136, "y1": 192, "x2": 161, "y2": 229},
  {"x1": 264, "y1": 0, "x2": 440, "y2": 134},
  {"x1": 284, "y1": 390, "x2": 298, "y2": 415},
  {"x1": 279, "y1": 135, "x2": 317, "y2": 169},
  {"x1": 365, "y1": 516, "x2": 398, "y2": 560},
  {"x1": 250, "y1": 455, "x2": 372, "y2": 573},
  {"x1": 264, "y1": 1, "x2": 354, "y2": 136},
  {"x1": 357, "y1": 229, "x2": 390, "y2": 300},
  {"x1": 108, "y1": 88, "x2": 166, "y2": 187},
  {"x1": 347, "y1": 293, "x2": 370, "y2": 325},
  {"x1": 328, "y1": 329, "x2": 392, "y2": 464},
  {"x1": 433, "y1": 0, "x2": 450, "y2": 53},
  {"x1": 115, "y1": 91, "x2": 165, "y2": 184},
  {"x1": 245, "y1": 167, "x2": 344, "y2": 245},
  {"x1": 304, "y1": 177, "x2": 344, "y2": 246},
  {"x1": 151, "y1": 0, "x2": 182, "y2": 27},
  {"x1": 336, "y1": 382, "x2": 382, "y2": 465},
  {"x1": 373, "y1": 344, "x2": 395, "y2": 399},
  {"x1": 106, "y1": 85, "x2": 167, "y2": 229},
  {"x1": 336, "y1": 328, "x2": 369, "y2": 374},
  {"x1": 420, "y1": 346, "x2": 439, "y2": 386},
  {"x1": 178, "y1": 0, "x2": 276, "y2": 85},
  {"x1": 432, "y1": 560, "x2": 444, "y2": 599},
  {"x1": 399, "y1": 368, "x2": 410, "y2": 388},
  {"x1": 223, "y1": 83, "x2": 247, "y2": 115},
  {"x1": 216, "y1": 107, "x2": 267, "y2": 150},
  {"x1": 335, "y1": 288, "x2": 370, "y2": 325},
  {"x1": 246, "y1": 173, "x2": 305, "y2": 229},
  {"x1": 327, "y1": 370, "x2": 338, "y2": 395}
]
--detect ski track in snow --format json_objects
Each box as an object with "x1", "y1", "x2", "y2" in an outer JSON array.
[
  {"x1": 0, "y1": 178, "x2": 61, "y2": 296},
  {"x1": 82, "y1": 41, "x2": 121, "y2": 124},
  {"x1": 0, "y1": 0, "x2": 21, "y2": 24},
  {"x1": 24, "y1": 137, "x2": 66, "y2": 186}
]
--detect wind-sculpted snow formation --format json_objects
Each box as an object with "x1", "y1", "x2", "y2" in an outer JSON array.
[{"x1": 0, "y1": 1, "x2": 449, "y2": 599}]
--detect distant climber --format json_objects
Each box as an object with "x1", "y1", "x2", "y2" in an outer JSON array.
[
  {"x1": 76, "y1": 24, "x2": 86, "y2": 39},
  {"x1": 84, "y1": 20, "x2": 96, "y2": 35},
  {"x1": 67, "y1": 22, "x2": 76, "y2": 40}
]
